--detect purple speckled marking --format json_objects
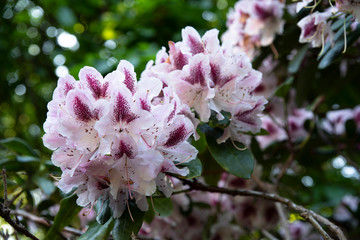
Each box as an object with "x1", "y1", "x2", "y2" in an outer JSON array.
[
  {"x1": 115, "y1": 140, "x2": 134, "y2": 159},
  {"x1": 164, "y1": 124, "x2": 187, "y2": 147},
  {"x1": 73, "y1": 96, "x2": 93, "y2": 122}
]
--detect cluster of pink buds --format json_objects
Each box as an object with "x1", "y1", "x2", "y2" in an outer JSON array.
[
  {"x1": 221, "y1": 0, "x2": 285, "y2": 59},
  {"x1": 142, "y1": 26, "x2": 267, "y2": 146},
  {"x1": 43, "y1": 60, "x2": 198, "y2": 217}
]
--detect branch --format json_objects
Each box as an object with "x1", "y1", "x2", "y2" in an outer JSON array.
[
  {"x1": 10, "y1": 209, "x2": 84, "y2": 236},
  {"x1": 0, "y1": 204, "x2": 39, "y2": 240},
  {"x1": 1, "y1": 169, "x2": 39, "y2": 240},
  {"x1": 179, "y1": 179, "x2": 346, "y2": 240}
]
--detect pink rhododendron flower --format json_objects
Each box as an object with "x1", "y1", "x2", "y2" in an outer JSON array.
[
  {"x1": 322, "y1": 108, "x2": 354, "y2": 135},
  {"x1": 256, "y1": 96, "x2": 313, "y2": 149},
  {"x1": 296, "y1": 0, "x2": 314, "y2": 13},
  {"x1": 222, "y1": 0, "x2": 285, "y2": 59},
  {"x1": 142, "y1": 26, "x2": 267, "y2": 146},
  {"x1": 254, "y1": 56, "x2": 279, "y2": 98},
  {"x1": 43, "y1": 60, "x2": 198, "y2": 218},
  {"x1": 297, "y1": 11, "x2": 333, "y2": 48},
  {"x1": 336, "y1": 0, "x2": 360, "y2": 22}
]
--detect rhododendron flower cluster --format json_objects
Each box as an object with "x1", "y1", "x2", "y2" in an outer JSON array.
[
  {"x1": 297, "y1": 11, "x2": 333, "y2": 48},
  {"x1": 142, "y1": 26, "x2": 267, "y2": 145},
  {"x1": 43, "y1": 60, "x2": 198, "y2": 217},
  {"x1": 221, "y1": 0, "x2": 285, "y2": 59}
]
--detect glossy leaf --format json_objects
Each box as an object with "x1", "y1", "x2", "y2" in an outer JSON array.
[
  {"x1": 151, "y1": 197, "x2": 173, "y2": 217},
  {"x1": 0, "y1": 137, "x2": 39, "y2": 157},
  {"x1": 112, "y1": 201, "x2": 145, "y2": 240},
  {"x1": 319, "y1": 25, "x2": 360, "y2": 69},
  {"x1": 178, "y1": 157, "x2": 203, "y2": 179},
  {"x1": 96, "y1": 199, "x2": 112, "y2": 225},
  {"x1": 45, "y1": 194, "x2": 82, "y2": 240},
  {"x1": 204, "y1": 127, "x2": 255, "y2": 179},
  {"x1": 78, "y1": 218, "x2": 114, "y2": 240}
]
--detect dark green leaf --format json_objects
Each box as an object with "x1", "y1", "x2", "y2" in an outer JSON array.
[
  {"x1": 243, "y1": 128, "x2": 269, "y2": 137},
  {"x1": 319, "y1": 25, "x2": 360, "y2": 69},
  {"x1": 191, "y1": 129, "x2": 207, "y2": 153},
  {"x1": 112, "y1": 201, "x2": 145, "y2": 240},
  {"x1": 204, "y1": 127, "x2": 255, "y2": 179},
  {"x1": 0, "y1": 137, "x2": 39, "y2": 157},
  {"x1": 319, "y1": 15, "x2": 353, "y2": 60},
  {"x1": 96, "y1": 199, "x2": 112, "y2": 225},
  {"x1": 45, "y1": 194, "x2": 82, "y2": 240},
  {"x1": 151, "y1": 197, "x2": 173, "y2": 217},
  {"x1": 288, "y1": 45, "x2": 308, "y2": 73},
  {"x1": 274, "y1": 77, "x2": 294, "y2": 98},
  {"x1": 78, "y1": 218, "x2": 114, "y2": 240},
  {"x1": 178, "y1": 158, "x2": 202, "y2": 179}
]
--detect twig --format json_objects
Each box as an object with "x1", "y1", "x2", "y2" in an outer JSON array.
[
  {"x1": 179, "y1": 179, "x2": 346, "y2": 240},
  {"x1": 0, "y1": 204, "x2": 39, "y2": 240},
  {"x1": 275, "y1": 202, "x2": 291, "y2": 240},
  {"x1": 1, "y1": 169, "x2": 39, "y2": 240},
  {"x1": 300, "y1": 210, "x2": 331, "y2": 240},
  {"x1": 10, "y1": 209, "x2": 84, "y2": 236},
  {"x1": 8, "y1": 190, "x2": 25, "y2": 208},
  {"x1": 2, "y1": 168, "x2": 8, "y2": 208},
  {"x1": 261, "y1": 229, "x2": 279, "y2": 240}
]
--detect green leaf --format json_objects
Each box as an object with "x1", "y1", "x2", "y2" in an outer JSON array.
[
  {"x1": 274, "y1": 77, "x2": 294, "y2": 98},
  {"x1": 319, "y1": 25, "x2": 360, "y2": 69},
  {"x1": 0, "y1": 137, "x2": 39, "y2": 157},
  {"x1": 288, "y1": 45, "x2": 308, "y2": 74},
  {"x1": 150, "y1": 197, "x2": 173, "y2": 217},
  {"x1": 178, "y1": 158, "x2": 202, "y2": 179},
  {"x1": 112, "y1": 201, "x2": 145, "y2": 240},
  {"x1": 204, "y1": 127, "x2": 255, "y2": 179},
  {"x1": 242, "y1": 128, "x2": 269, "y2": 137},
  {"x1": 45, "y1": 194, "x2": 82, "y2": 240},
  {"x1": 319, "y1": 15, "x2": 353, "y2": 60},
  {"x1": 96, "y1": 199, "x2": 112, "y2": 225},
  {"x1": 191, "y1": 129, "x2": 207, "y2": 153},
  {"x1": 78, "y1": 218, "x2": 114, "y2": 240},
  {"x1": 32, "y1": 175, "x2": 56, "y2": 196}
]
